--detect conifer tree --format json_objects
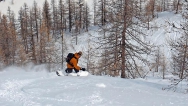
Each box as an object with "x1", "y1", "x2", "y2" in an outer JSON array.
[
  {"x1": 93, "y1": 0, "x2": 97, "y2": 25},
  {"x1": 51, "y1": 0, "x2": 58, "y2": 40},
  {"x1": 1, "y1": 15, "x2": 11, "y2": 65},
  {"x1": 17, "y1": 3, "x2": 30, "y2": 54},
  {"x1": 39, "y1": 21, "x2": 48, "y2": 63},
  {"x1": 32, "y1": 0, "x2": 40, "y2": 42},
  {"x1": 58, "y1": 0, "x2": 66, "y2": 32},
  {"x1": 42, "y1": 0, "x2": 51, "y2": 41},
  {"x1": 83, "y1": 2, "x2": 90, "y2": 31},
  {"x1": 58, "y1": 0, "x2": 65, "y2": 67},
  {"x1": 97, "y1": 0, "x2": 107, "y2": 26},
  {"x1": 96, "y1": 0, "x2": 151, "y2": 78},
  {"x1": 9, "y1": 11, "x2": 17, "y2": 65},
  {"x1": 68, "y1": 0, "x2": 72, "y2": 32}
]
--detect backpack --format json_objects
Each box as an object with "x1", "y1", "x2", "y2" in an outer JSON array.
[{"x1": 66, "y1": 53, "x2": 74, "y2": 63}]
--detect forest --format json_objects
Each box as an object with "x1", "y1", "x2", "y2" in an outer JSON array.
[{"x1": 0, "y1": 0, "x2": 187, "y2": 82}]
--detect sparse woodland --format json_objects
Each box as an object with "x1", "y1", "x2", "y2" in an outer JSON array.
[{"x1": 0, "y1": 0, "x2": 187, "y2": 83}]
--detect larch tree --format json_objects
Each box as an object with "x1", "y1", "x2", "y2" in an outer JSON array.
[
  {"x1": 0, "y1": 15, "x2": 11, "y2": 65},
  {"x1": 58, "y1": 0, "x2": 66, "y2": 32},
  {"x1": 78, "y1": 0, "x2": 84, "y2": 31},
  {"x1": 68, "y1": 0, "x2": 73, "y2": 32},
  {"x1": 32, "y1": 0, "x2": 40, "y2": 42},
  {"x1": 9, "y1": 11, "x2": 17, "y2": 65},
  {"x1": 58, "y1": 0, "x2": 66, "y2": 68},
  {"x1": 51, "y1": 0, "x2": 59, "y2": 41},
  {"x1": 28, "y1": 9, "x2": 37, "y2": 64},
  {"x1": 162, "y1": 1, "x2": 188, "y2": 91},
  {"x1": 170, "y1": 25, "x2": 188, "y2": 80},
  {"x1": 95, "y1": 0, "x2": 151, "y2": 78},
  {"x1": 145, "y1": 0, "x2": 156, "y2": 30},
  {"x1": 18, "y1": 4, "x2": 30, "y2": 54},
  {"x1": 97, "y1": 0, "x2": 107, "y2": 26},
  {"x1": 93, "y1": 0, "x2": 97, "y2": 25},
  {"x1": 175, "y1": 0, "x2": 180, "y2": 14},
  {"x1": 83, "y1": 1, "x2": 90, "y2": 32},
  {"x1": 39, "y1": 21, "x2": 48, "y2": 63},
  {"x1": 42, "y1": 0, "x2": 52, "y2": 41}
]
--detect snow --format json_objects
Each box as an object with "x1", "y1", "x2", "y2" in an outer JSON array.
[
  {"x1": 147, "y1": 11, "x2": 184, "y2": 59},
  {"x1": 0, "y1": 0, "x2": 188, "y2": 106},
  {"x1": 0, "y1": 66, "x2": 188, "y2": 106}
]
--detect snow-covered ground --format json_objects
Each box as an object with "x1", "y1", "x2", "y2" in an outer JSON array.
[
  {"x1": 147, "y1": 11, "x2": 184, "y2": 59},
  {"x1": 0, "y1": 0, "x2": 188, "y2": 106},
  {"x1": 0, "y1": 66, "x2": 188, "y2": 106}
]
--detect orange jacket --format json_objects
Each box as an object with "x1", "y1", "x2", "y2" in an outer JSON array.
[{"x1": 67, "y1": 53, "x2": 81, "y2": 70}]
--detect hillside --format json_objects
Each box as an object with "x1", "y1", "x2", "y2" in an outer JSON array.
[
  {"x1": 0, "y1": 0, "x2": 188, "y2": 105},
  {"x1": 0, "y1": 0, "x2": 185, "y2": 72},
  {"x1": 146, "y1": 11, "x2": 184, "y2": 68},
  {"x1": 0, "y1": 66, "x2": 188, "y2": 106},
  {"x1": 0, "y1": 0, "x2": 186, "y2": 77}
]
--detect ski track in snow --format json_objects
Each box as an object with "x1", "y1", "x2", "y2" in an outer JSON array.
[
  {"x1": 0, "y1": 79, "x2": 41, "y2": 106},
  {"x1": 0, "y1": 71, "x2": 188, "y2": 106}
]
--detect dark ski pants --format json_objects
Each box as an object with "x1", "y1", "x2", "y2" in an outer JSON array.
[{"x1": 65, "y1": 68, "x2": 79, "y2": 73}]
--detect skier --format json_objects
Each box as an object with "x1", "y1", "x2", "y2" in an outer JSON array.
[{"x1": 65, "y1": 51, "x2": 86, "y2": 74}]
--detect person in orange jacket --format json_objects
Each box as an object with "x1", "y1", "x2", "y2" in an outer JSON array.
[{"x1": 65, "y1": 51, "x2": 86, "y2": 73}]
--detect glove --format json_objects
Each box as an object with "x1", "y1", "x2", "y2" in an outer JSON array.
[{"x1": 81, "y1": 68, "x2": 86, "y2": 71}]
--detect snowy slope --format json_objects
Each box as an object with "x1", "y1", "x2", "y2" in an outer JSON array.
[
  {"x1": 147, "y1": 11, "x2": 183, "y2": 58},
  {"x1": 0, "y1": 1, "x2": 188, "y2": 106},
  {"x1": 145, "y1": 11, "x2": 184, "y2": 73},
  {"x1": 0, "y1": 66, "x2": 188, "y2": 106}
]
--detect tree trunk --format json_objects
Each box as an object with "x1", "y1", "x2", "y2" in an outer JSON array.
[
  {"x1": 68, "y1": 0, "x2": 72, "y2": 32},
  {"x1": 175, "y1": 0, "x2": 180, "y2": 14},
  {"x1": 121, "y1": 0, "x2": 128, "y2": 78}
]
